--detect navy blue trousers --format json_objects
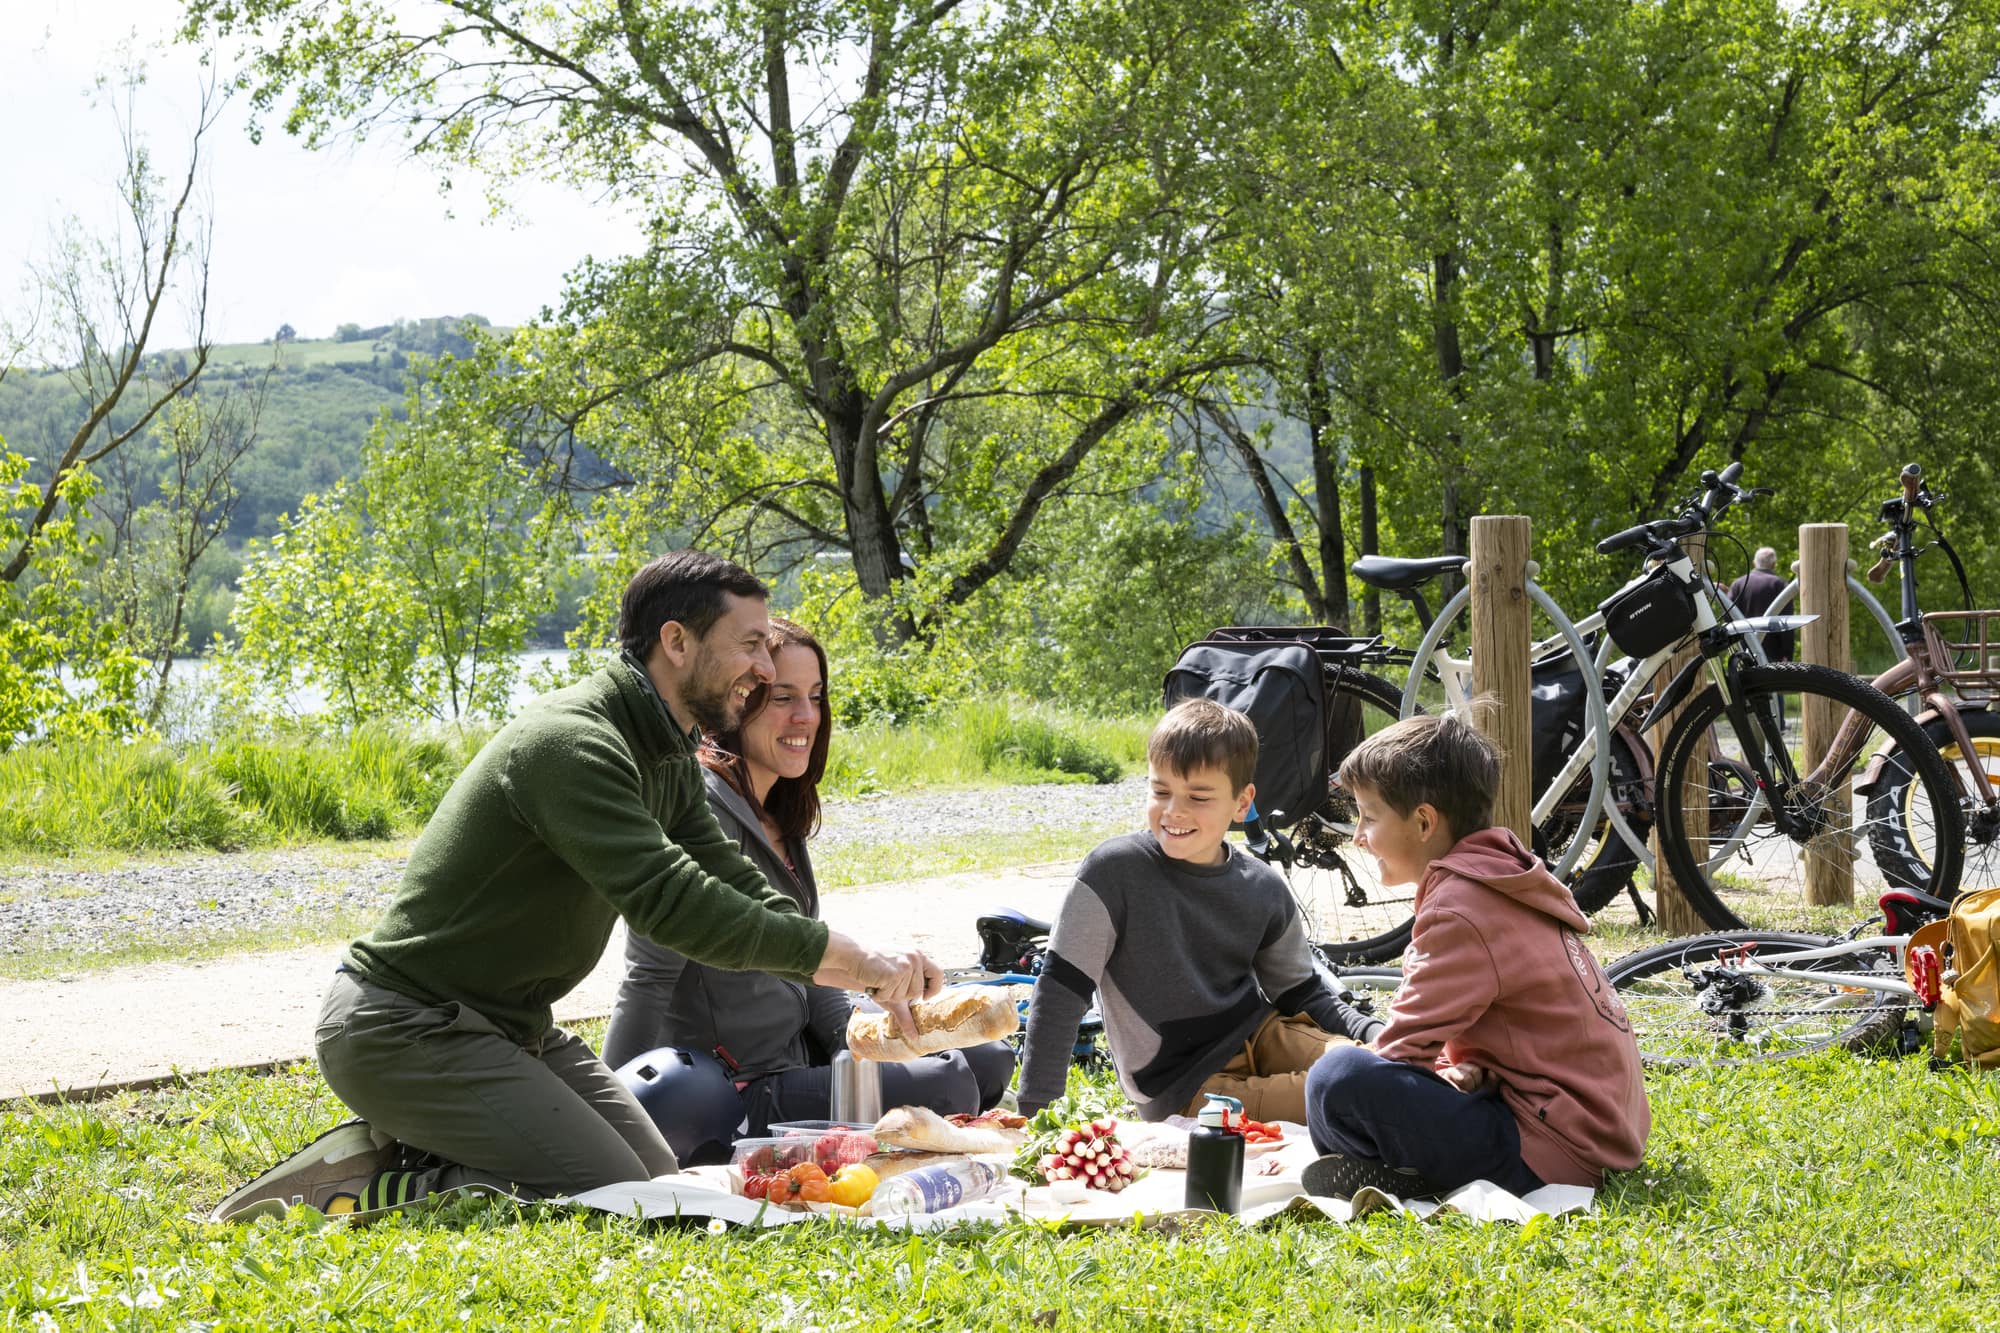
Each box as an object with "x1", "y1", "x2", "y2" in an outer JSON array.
[{"x1": 1305, "y1": 1045, "x2": 1545, "y2": 1196}]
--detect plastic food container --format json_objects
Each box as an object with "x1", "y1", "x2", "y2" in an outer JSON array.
[
  {"x1": 732, "y1": 1124, "x2": 881, "y2": 1175},
  {"x1": 768, "y1": 1120, "x2": 875, "y2": 1134}
]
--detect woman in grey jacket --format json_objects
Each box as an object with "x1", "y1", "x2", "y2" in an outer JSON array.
[{"x1": 602, "y1": 619, "x2": 1015, "y2": 1138}]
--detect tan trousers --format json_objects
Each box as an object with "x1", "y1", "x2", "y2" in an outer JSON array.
[{"x1": 1180, "y1": 1011, "x2": 1356, "y2": 1124}]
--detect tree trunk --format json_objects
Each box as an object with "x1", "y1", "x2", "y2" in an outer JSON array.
[
  {"x1": 1203, "y1": 403, "x2": 1324, "y2": 619},
  {"x1": 1304, "y1": 348, "x2": 1347, "y2": 627},
  {"x1": 1359, "y1": 465, "x2": 1380, "y2": 635}
]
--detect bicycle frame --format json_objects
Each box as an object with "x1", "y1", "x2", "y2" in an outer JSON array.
[{"x1": 1694, "y1": 934, "x2": 1916, "y2": 1000}]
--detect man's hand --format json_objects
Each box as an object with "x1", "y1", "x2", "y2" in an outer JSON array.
[
  {"x1": 1439, "y1": 1061, "x2": 1491, "y2": 1094},
  {"x1": 814, "y1": 931, "x2": 942, "y2": 1029}
]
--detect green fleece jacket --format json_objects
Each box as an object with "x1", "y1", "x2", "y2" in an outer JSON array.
[{"x1": 345, "y1": 662, "x2": 830, "y2": 1045}]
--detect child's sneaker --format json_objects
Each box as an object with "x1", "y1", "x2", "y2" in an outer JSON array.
[
  {"x1": 1301, "y1": 1152, "x2": 1438, "y2": 1201},
  {"x1": 209, "y1": 1120, "x2": 405, "y2": 1222}
]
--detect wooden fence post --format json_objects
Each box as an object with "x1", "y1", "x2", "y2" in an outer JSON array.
[
  {"x1": 1800, "y1": 523, "x2": 1853, "y2": 905},
  {"x1": 1469, "y1": 516, "x2": 1532, "y2": 843},
  {"x1": 1648, "y1": 533, "x2": 1710, "y2": 934}
]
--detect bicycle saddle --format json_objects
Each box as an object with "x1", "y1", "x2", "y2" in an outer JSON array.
[
  {"x1": 976, "y1": 907, "x2": 1052, "y2": 935},
  {"x1": 1349, "y1": 555, "x2": 1466, "y2": 592}
]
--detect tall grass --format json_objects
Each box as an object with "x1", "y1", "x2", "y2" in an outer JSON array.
[
  {"x1": 823, "y1": 699, "x2": 1150, "y2": 795},
  {"x1": 0, "y1": 702, "x2": 1151, "y2": 854},
  {"x1": 0, "y1": 728, "x2": 488, "y2": 855}
]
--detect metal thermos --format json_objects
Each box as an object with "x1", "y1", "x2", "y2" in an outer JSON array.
[
  {"x1": 1184, "y1": 1093, "x2": 1245, "y2": 1214},
  {"x1": 829, "y1": 1050, "x2": 882, "y2": 1125}
]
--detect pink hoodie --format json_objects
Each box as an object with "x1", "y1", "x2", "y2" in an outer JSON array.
[{"x1": 1375, "y1": 827, "x2": 1650, "y2": 1187}]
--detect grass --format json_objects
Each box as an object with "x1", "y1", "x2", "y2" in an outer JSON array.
[
  {"x1": 0, "y1": 702, "x2": 1147, "y2": 857},
  {"x1": 0, "y1": 729, "x2": 485, "y2": 856},
  {"x1": 815, "y1": 826, "x2": 1135, "y2": 890},
  {"x1": 5, "y1": 1046, "x2": 2000, "y2": 1329},
  {"x1": 825, "y1": 701, "x2": 1149, "y2": 795}
]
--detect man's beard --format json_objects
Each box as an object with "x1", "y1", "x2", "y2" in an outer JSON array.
[{"x1": 682, "y1": 645, "x2": 744, "y2": 734}]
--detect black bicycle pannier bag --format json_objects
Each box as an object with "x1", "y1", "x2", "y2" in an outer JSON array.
[
  {"x1": 1162, "y1": 641, "x2": 1327, "y2": 829},
  {"x1": 1598, "y1": 566, "x2": 1698, "y2": 659},
  {"x1": 1529, "y1": 656, "x2": 1591, "y2": 799}
]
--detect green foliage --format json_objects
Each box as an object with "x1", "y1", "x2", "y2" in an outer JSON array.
[
  {"x1": 821, "y1": 702, "x2": 1148, "y2": 796},
  {"x1": 225, "y1": 379, "x2": 552, "y2": 726},
  {"x1": 0, "y1": 447, "x2": 146, "y2": 750}
]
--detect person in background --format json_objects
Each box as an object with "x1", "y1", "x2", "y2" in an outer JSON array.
[
  {"x1": 603, "y1": 618, "x2": 1015, "y2": 1138},
  {"x1": 1727, "y1": 546, "x2": 1796, "y2": 663}
]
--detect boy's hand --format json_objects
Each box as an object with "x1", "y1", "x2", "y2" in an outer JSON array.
[{"x1": 1439, "y1": 1061, "x2": 1491, "y2": 1094}]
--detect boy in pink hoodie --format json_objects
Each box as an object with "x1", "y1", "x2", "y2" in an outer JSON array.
[{"x1": 1301, "y1": 711, "x2": 1650, "y2": 1200}]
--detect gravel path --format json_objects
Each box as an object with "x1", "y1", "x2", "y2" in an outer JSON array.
[{"x1": 0, "y1": 778, "x2": 1146, "y2": 963}]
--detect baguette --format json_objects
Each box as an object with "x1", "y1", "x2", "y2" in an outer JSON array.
[
  {"x1": 846, "y1": 987, "x2": 1019, "y2": 1062},
  {"x1": 873, "y1": 1104, "x2": 1023, "y2": 1155}
]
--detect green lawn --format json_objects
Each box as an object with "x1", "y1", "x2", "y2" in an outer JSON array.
[{"x1": 5, "y1": 1045, "x2": 1998, "y2": 1330}]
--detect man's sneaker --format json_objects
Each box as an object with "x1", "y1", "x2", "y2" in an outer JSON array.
[
  {"x1": 209, "y1": 1120, "x2": 403, "y2": 1223},
  {"x1": 1301, "y1": 1152, "x2": 1439, "y2": 1201}
]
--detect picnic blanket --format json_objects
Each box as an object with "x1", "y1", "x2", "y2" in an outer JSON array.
[{"x1": 558, "y1": 1121, "x2": 1595, "y2": 1231}]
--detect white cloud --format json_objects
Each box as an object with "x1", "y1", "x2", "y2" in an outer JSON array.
[{"x1": 2, "y1": 0, "x2": 647, "y2": 346}]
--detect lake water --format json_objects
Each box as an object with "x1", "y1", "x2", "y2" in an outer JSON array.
[{"x1": 159, "y1": 648, "x2": 592, "y2": 735}]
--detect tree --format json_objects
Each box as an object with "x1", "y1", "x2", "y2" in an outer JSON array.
[
  {"x1": 92, "y1": 365, "x2": 272, "y2": 719},
  {"x1": 274, "y1": 322, "x2": 296, "y2": 343},
  {"x1": 184, "y1": 0, "x2": 1269, "y2": 640},
  {"x1": 0, "y1": 68, "x2": 217, "y2": 585},
  {"x1": 226, "y1": 382, "x2": 551, "y2": 725},
  {"x1": 1204, "y1": 0, "x2": 2000, "y2": 614}
]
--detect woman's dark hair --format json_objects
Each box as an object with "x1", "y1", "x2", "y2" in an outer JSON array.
[
  {"x1": 618, "y1": 550, "x2": 768, "y2": 662},
  {"x1": 699, "y1": 618, "x2": 831, "y2": 844}
]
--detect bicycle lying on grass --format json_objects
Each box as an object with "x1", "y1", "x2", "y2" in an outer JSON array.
[{"x1": 1605, "y1": 884, "x2": 1954, "y2": 1066}]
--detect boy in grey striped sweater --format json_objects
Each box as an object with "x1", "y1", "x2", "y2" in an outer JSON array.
[{"x1": 1016, "y1": 700, "x2": 1381, "y2": 1122}]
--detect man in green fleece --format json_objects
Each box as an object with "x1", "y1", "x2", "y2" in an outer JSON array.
[{"x1": 211, "y1": 551, "x2": 939, "y2": 1220}]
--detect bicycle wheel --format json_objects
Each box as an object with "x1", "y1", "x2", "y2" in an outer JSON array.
[
  {"x1": 1868, "y1": 707, "x2": 2000, "y2": 893},
  {"x1": 1654, "y1": 662, "x2": 1964, "y2": 930},
  {"x1": 1606, "y1": 930, "x2": 1905, "y2": 1066},
  {"x1": 1288, "y1": 670, "x2": 1417, "y2": 964}
]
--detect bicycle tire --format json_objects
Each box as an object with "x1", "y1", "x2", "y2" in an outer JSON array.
[
  {"x1": 1867, "y1": 707, "x2": 2000, "y2": 894},
  {"x1": 1606, "y1": 930, "x2": 1905, "y2": 1066},
  {"x1": 1289, "y1": 670, "x2": 1417, "y2": 964},
  {"x1": 1654, "y1": 662, "x2": 1964, "y2": 930}
]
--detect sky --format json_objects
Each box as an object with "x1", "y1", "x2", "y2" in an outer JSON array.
[{"x1": 1, "y1": 0, "x2": 649, "y2": 349}]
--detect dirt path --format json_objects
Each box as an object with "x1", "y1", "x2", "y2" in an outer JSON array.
[{"x1": 0, "y1": 862, "x2": 1081, "y2": 1102}]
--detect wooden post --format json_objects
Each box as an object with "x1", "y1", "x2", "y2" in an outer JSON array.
[
  {"x1": 1800, "y1": 523, "x2": 1853, "y2": 905},
  {"x1": 1469, "y1": 516, "x2": 1532, "y2": 842},
  {"x1": 1648, "y1": 533, "x2": 1709, "y2": 934}
]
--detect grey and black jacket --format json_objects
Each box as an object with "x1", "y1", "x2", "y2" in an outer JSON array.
[{"x1": 600, "y1": 770, "x2": 854, "y2": 1075}]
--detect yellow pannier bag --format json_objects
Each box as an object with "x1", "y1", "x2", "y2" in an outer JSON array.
[{"x1": 1933, "y1": 885, "x2": 2000, "y2": 1068}]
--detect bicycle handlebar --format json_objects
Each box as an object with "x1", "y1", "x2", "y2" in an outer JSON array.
[{"x1": 1597, "y1": 461, "x2": 1761, "y2": 558}]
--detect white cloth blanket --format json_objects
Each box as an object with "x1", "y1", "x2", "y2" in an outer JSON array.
[{"x1": 558, "y1": 1121, "x2": 1595, "y2": 1232}]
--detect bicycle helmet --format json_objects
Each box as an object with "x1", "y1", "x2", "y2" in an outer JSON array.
[{"x1": 615, "y1": 1047, "x2": 744, "y2": 1167}]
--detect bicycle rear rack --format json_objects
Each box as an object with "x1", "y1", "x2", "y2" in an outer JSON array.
[{"x1": 1921, "y1": 610, "x2": 2000, "y2": 704}]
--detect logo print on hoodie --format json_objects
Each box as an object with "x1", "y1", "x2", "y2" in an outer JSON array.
[{"x1": 1563, "y1": 928, "x2": 1631, "y2": 1032}]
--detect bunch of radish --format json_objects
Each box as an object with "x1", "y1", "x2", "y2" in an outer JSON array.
[{"x1": 1035, "y1": 1117, "x2": 1137, "y2": 1192}]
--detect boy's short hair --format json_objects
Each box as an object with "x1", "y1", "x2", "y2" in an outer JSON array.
[
  {"x1": 1148, "y1": 699, "x2": 1258, "y2": 793},
  {"x1": 1338, "y1": 709, "x2": 1500, "y2": 839}
]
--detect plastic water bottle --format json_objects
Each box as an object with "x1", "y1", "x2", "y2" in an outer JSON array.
[
  {"x1": 1184, "y1": 1093, "x2": 1245, "y2": 1214},
  {"x1": 869, "y1": 1160, "x2": 1006, "y2": 1215}
]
